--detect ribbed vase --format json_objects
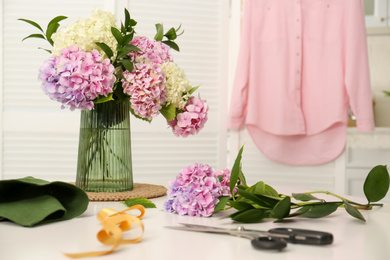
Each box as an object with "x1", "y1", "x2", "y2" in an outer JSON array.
[{"x1": 76, "y1": 100, "x2": 133, "y2": 192}]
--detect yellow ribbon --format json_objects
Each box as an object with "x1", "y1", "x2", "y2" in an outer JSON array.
[{"x1": 64, "y1": 205, "x2": 145, "y2": 258}]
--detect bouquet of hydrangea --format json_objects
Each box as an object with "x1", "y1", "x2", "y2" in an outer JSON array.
[
  {"x1": 20, "y1": 8, "x2": 208, "y2": 137},
  {"x1": 163, "y1": 163, "x2": 236, "y2": 217}
]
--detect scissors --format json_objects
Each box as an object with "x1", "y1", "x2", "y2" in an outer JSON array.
[{"x1": 165, "y1": 223, "x2": 333, "y2": 251}]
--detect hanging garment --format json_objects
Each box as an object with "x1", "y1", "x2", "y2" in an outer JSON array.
[{"x1": 228, "y1": 0, "x2": 374, "y2": 165}]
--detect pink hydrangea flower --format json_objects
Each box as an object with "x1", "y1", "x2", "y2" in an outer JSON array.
[
  {"x1": 38, "y1": 45, "x2": 115, "y2": 110},
  {"x1": 122, "y1": 63, "x2": 167, "y2": 120},
  {"x1": 128, "y1": 36, "x2": 173, "y2": 64},
  {"x1": 163, "y1": 163, "x2": 222, "y2": 217},
  {"x1": 168, "y1": 95, "x2": 208, "y2": 137},
  {"x1": 215, "y1": 168, "x2": 237, "y2": 196}
]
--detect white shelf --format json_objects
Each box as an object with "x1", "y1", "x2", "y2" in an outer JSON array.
[{"x1": 345, "y1": 127, "x2": 390, "y2": 202}]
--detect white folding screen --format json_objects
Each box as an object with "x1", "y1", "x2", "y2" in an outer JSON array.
[{"x1": 1, "y1": 0, "x2": 229, "y2": 183}]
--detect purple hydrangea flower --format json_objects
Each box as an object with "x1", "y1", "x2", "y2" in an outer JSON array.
[
  {"x1": 122, "y1": 63, "x2": 167, "y2": 120},
  {"x1": 164, "y1": 163, "x2": 222, "y2": 217},
  {"x1": 128, "y1": 36, "x2": 173, "y2": 64},
  {"x1": 168, "y1": 95, "x2": 209, "y2": 137},
  {"x1": 38, "y1": 45, "x2": 115, "y2": 110}
]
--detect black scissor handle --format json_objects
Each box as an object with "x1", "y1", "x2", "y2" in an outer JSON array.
[
  {"x1": 251, "y1": 236, "x2": 287, "y2": 250},
  {"x1": 268, "y1": 228, "x2": 333, "y2": 245}
]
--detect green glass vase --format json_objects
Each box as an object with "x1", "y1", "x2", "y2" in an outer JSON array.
[{"x1": 76, "y1": 100, "x2": 133, "y2": 192}]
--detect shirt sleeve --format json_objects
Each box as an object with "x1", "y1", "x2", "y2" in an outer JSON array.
[
  {"x1": 344, "y1": 0, "x2": 375, "y2": 132},
  {"x1": 227, "y1": 0, "x2": 252, "y2": 129}
]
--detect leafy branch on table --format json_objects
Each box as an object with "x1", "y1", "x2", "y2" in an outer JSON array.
[{"x1": 215, "y1": 145, "x2": 390, "y2": 223}]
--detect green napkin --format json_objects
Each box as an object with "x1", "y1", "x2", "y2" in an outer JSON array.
[{"x1": 0, "y1": 176, "x2": 89, "y2": 227}]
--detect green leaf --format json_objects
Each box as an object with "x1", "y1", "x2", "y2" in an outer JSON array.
[
  {"x1": 121, "y1": 197, "x2": 156, "y2": 208},
  {"x1": 123, "y1": 34, "x2": 134, "y2": 45},
  {"x1": 154, "y1": 23, "x2": 164, "y2": 41},
  {"x1": 122, "y1": 44, "x2": 141, "y2": 52},
  {"x1": 238, "y1": 167, "x2": 247, "y2": 187},
  {"x1": 95, "y1": 42, "x2": 114, "y2": 59},
  {"x1": 121, "y1": 22, "x2": 126, "y2": 34},
  {"x1": 124, "y1": 8, "x2": 131, "y2": 29},
  {"x1": 384, "y1": 90, "x2": 390, "y2": 97},
  {"x1": 120, "y1": 59, "x2": 134, "y2": 72},
  {"x1": 22, "y1": 33, "x2": 46, "y2": 42},
  {"x1": 230, "y1": 208, "x2": 268, "y2": 223},
  {"x1": 18, "y1": 18, "x2": 44, "y2": 32},
  {"x1": 249, "y1": 181, "x2": 266, "y2": 195},
  {"x1": 162, "y1": 40, "x2": 180, "y2": 52},
  {"x1": 45, "y1": 22, "x2": 60, "y2": 45},
  {"x1": 160, "y1": 103, "x2": 176, "y2": 121},
  {"x1": 363, "y1": 165, "x2": 390, "y2": 203},
  {"x1": 129, "y1": 19, "x2": 137, "y2": 27},
  {"x1": 93, "y1": 93, "x2": 114, "y2": 104},
  {"x1": 214, "y1": 196, "x2": 230, "y2": 211},
  {"x1": 164, "y1": 27, "x2": 177, "y2": 40},
  {"x1": 230, "y1": 145, "x2": 245, "y2": 195},
  {"x1": 236, "y1": 189, "x2": 262, "y2": 203},
  {"x1": 343, "y1": 200, "x2": 366, "y2": 222},
  {"x1": 38, "y1": 47, "x2": 52, "y2": 53},
  {"x1": 188, "y1": 86, "x2": 200, "y2": 95},
  {"x1": 117, "y1": 44, "x2": 141, "y2": 59},
  {"x1": 264, "y1": 184, "x2": 279, "y2": 197},
  {"x1": 237, "y1": 189, "x2": 280, "y2": 208},
  {"x1": 299, "y1": 202, "x2": 342, "y2": 218},
  {"x1": 270, "y1": 196, "x2": 291, "y2": 220},
  {"x1": 288, "y1": 206, "x2": 311, "y2": 218},
  {"x1": 292, "y1": 193, "x2": 322, "y2": 201},
  {"x1": 229, "y1": 201, "x2": 255, "y2": 211},
  {"x1": 48, "y1": 15, "x2": 67, "y2": 26},
  {"x1": 111, "y1": 27, "x2": 124, "y2": 45}
]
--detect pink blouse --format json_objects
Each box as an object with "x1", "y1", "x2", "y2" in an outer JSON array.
[{"x1": 228, "y1": 0, "x2": 375, "y2": 165}]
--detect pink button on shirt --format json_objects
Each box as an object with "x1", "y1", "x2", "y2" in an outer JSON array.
[{"x1": 228, "y1": 0, "x2": 375, "y2": 165}]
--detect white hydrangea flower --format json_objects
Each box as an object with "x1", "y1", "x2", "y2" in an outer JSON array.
[
  {"x1": 161, "y1": 62, "x2": 193, "y2": 110},
  {"x1": 51, "y1": 8, "x2": 117, "y2": 59}
]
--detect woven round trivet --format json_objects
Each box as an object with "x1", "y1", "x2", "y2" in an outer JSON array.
[{"x1": 76, "y1": 183, "x2": 167, "y2": 201}]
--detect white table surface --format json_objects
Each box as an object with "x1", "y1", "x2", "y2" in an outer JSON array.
[{"x1": 1, "y1": 184, "x2": 389, "y2": 260}]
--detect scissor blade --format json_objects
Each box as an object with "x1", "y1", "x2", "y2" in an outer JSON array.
[
  {"x1": 165, "y1": 223, "x2": 267, "y2": 240},
  {"x1": 179, "y1": 223, "x2": 269, "y2": 235},
  {"x1": 179, "y1": 223, "x2": 234, "y2": 231},
  {"x1": 165, "y1": 224, "x2": 285, "y2": 249},
  {"x1": 165, "y1": 225, "x2": 233, "y2": 235}
]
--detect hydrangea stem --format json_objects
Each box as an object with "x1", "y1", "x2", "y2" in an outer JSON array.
[{"x1": 302, "y1": 191, "x2": 383, "y2": 209}]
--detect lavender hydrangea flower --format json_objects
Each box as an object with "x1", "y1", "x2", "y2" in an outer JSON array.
[
  {"x1": 168, "y1": 95, "x2": 209, "y2": 137},
  {"x1": 38, "y1": 45, "x2": 115, "y2": 110},
  {"x1": 164, "y1": 163, "x2": 222, "y2": 217},
  {"x1": 128, "y1": 36, "x2": 173, "y2": 64},
  {"x1": 122, "y1": 63, "x2": 167, "y2": 120}
]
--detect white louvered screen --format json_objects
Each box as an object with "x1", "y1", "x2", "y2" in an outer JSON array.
[
  {"x1": 1, "y1": 0, "x2": 229, "y2": 183},
  {"x1": 2, "y1": 0, "x2": 106, "y2": 182}
]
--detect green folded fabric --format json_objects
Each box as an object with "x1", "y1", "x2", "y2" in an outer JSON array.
[{"x1": 0, "y1": 176, "x2": 89, "y2": 227}]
